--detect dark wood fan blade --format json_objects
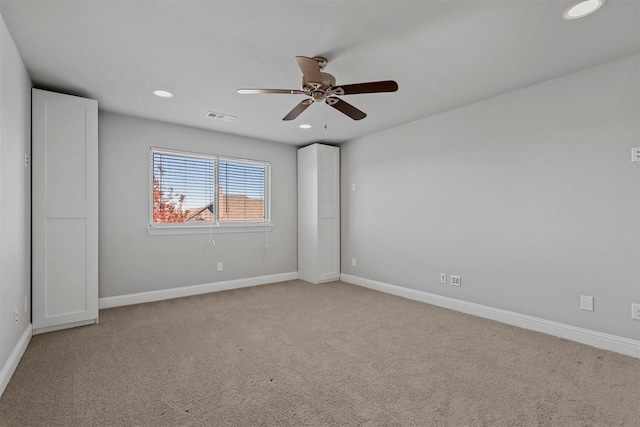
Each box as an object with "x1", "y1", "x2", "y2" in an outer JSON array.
[
  {"x1": 327, "y1": 98, "x2": 366, "y2": 120},
  {"x1": 295, "y1": 56, "x2": 323, "y2": 83},
  {"x1": 283, "y1": 99, "x2": 312, "y2": 121},
  {"x1": 238, "y1": 89, "x2": 304, "y2": 95},
  {"x1": 337, "y1": 80, "x2": 398, "y2": 95}
]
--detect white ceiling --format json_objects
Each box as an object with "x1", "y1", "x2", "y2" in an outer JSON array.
[{"x1": 1, "y1": 0, "x2": 638, "y2": 146}]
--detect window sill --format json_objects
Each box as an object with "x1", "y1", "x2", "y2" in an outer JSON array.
[{"x1": 148, "y1": 223, "x2": 273, "y2": 236}]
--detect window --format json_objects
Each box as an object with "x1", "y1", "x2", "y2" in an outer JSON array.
[{"x1": 151, "y1": 148, "x2": 270, "y2": 229}]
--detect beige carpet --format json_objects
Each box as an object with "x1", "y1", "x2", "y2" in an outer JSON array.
[{"x1": 1, "y1": 280, "x2": 638, "y2": 426}]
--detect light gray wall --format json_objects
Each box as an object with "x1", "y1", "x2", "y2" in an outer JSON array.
[
  {"x1": 98, "y1": 113, "x2": 297, "y2": 298},
  {"x1": 341, "y1": 54, "x2": 640, "y2": 341},
  {"x1": 0, "y1": 13, "x2": 32, "y2": 375}
]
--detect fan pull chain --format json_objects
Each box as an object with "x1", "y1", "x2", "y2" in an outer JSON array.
[{"x1": 324, "y1": 102, "x2": 328, "y2": 130}]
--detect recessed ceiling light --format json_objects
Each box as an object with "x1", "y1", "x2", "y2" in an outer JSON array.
[
  {"x1": 299, "y1": 124, "x2": 312, "y2": 129},
  {"x1": 563, "y1": 0, "x2": 605, "y2": 20},
  {"x1": 153, "y1": 89, "x2": 174, "y2": 98}
]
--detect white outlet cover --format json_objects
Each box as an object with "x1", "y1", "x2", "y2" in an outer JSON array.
[
  {"x1": 632, "y1": 303, "x2": 640, "y2": 320},
  {"x1": 440, "y1": 273, "x2": 447, "y2": 283},
  {"x1": 450, "y1": 275, "x2": 461, "y2": 286},
  {"x1": 217, "y1": 262, "x2": 223, "y2": 272},
  {"x1": 632, "y1": 147, "x2": 640, "y2": 162},
  {"x1": 580, "y1": 295, "x2": 594, "y2": 311}
]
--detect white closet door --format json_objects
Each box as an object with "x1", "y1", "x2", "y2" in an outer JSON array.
[
  {"x1": 32, "y1": 89, "x2": 98, "y2": 334},
  {"x1": 298, "y1": 143, "x2": 340, "y2": 284},
  {"x1": 317, "y1": 145, "x2": 340, "y2": 281}
]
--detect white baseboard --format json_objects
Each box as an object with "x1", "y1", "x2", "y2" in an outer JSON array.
[
  {"x1": 0, "y1": 323, "x2": 32, "y2": 398},
  {"x1": 99, "y1": 272, "x2": 298, "y2": 309},
  {"x1": 341, "y1": 274, "x2": 640, "y2": 359}
]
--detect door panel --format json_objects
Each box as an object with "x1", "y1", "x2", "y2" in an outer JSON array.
[{"x1": 32, "y1": 89, "x2": 98, "y2": 333}]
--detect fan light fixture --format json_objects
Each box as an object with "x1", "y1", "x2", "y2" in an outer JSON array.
[
  {"x1": 563, "y1": 0, "x2": 605, "y2": 20},
  {"x1": 299, "y1": 124, "x2": 312, "y2": 129},
  {"x1": 153, "y1": 89, "x2": 174, "y2": 98}
]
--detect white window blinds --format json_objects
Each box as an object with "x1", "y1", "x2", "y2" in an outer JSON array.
[
  {"x1": 218, "y1": 158, "x2": 270, "y2": 223},
  {"x1": 151, "y1": 148, "x2": 270, "y2": 226}
]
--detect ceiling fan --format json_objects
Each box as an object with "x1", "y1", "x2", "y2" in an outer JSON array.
[{"x1": 237, "y1": 56, "x2": 398, "y2": 121}]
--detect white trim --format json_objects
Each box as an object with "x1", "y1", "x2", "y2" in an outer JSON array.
[
  {"x1": 99, "y1": 272, "x2": 298, "y2": 309},
  {"x1": 148, "y1": 224, "x2": 273, "y2": 235},
  {"x1": 0, "y1": 323, "x2": 32, "y2": 398},
  {"x1": 341, "y1": 274, "x2": 640, "y2": 359}
]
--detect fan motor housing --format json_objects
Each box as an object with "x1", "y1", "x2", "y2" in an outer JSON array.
[
  {"x1": 302, "y1": 72, "x2": 337, "y2": 102},
  {"x1": 302, "y1": 72, "x2": 336, "y2": 90}
]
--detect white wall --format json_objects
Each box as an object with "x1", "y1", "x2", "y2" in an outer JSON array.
[
  {"x1": 98, "y1": 113, "x2": 298, "y2": 298},
  {"x1": 341, "y1": 54, "x2": 640, "y2": 341},
  {"x1": 0, "y1": 13, "x2": 32, "y2": 393}
]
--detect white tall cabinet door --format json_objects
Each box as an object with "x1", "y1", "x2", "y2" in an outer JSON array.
[
  {"x1": 298, "y1": 144, "x2": 340, "y2": 284},
  {"x1": 32, "y1": 89, "x2": 98, "y2": 334}
]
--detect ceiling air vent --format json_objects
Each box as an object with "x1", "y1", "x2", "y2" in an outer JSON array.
[{"x1": 206, "y1": 111, "x2": 236, "y2": 122}]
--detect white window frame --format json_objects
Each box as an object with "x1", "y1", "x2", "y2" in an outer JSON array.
[{"x1": 148, "y1": 147, "x2": 272, "y2": 235}]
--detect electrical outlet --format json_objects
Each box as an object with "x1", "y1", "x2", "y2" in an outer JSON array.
[
  {"x1": 580, "y1": 295, "x2": 594, "y2": 311},
  {"x1": 450, "y1": 275, "x2": 461, "y2": 286},
  {"x1": 351, "y1": 183, "x2": 356, "y2": 191},
  {"x1": 352, "y1": 258, "x2": 357, "y2": 267},
  {"x1": 440, "y1": 273, "x2": 447, "y2": 283},
  {"x1": 14, "y1": 309, "x2": 18, "y2": 326},
  {"x1": 217, "y1": 262, "x2": 223, "y2": 272},
  {"x1": 24, "y1": 154, "x2": 30, "y2": 167},
  {"x1": 632, "y1": 303, "x2": 640, "y2": 320},
  {"x1": 632, "y1": 147, "x2": 640, "y2": 162}
]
